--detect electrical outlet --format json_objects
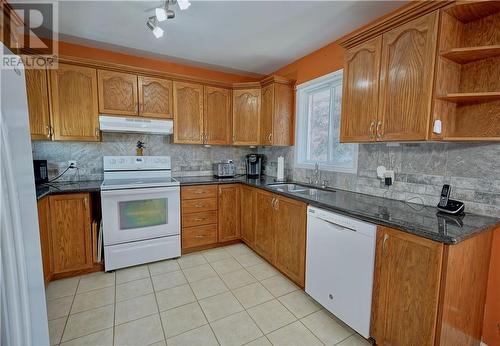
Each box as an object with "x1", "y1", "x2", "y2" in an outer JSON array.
[{"x1": 68, "y1": 160, "x2": 77, "y2": 169}]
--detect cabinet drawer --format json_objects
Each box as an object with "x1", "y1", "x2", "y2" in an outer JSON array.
[
  {"x1": 182, "y1": 224, "x2": 217, "y2": 249},
  {"x1": 182, "y1": 185, "x2": 217, "y2": 200},
  {"x1": 182, "y1": 211, "x2": 217, "y2": 228},
  {"x1": 182, "y1": 198, "x2": 217, "y2": 214}
]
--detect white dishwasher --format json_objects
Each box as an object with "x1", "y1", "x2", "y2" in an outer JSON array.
[{"x1": 305, "y1": 206, "x2": 376, "y2": 338}]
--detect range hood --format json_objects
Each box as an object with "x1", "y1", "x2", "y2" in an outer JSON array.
[{"x1": 99, "y1": 115, "x2": 173, "y2": 135}]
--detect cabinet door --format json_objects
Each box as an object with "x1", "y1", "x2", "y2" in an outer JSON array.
[
  {"x1": 260, "y1": 84, "x2": 274, "y2": 145},
  {"x1": 272, "y1": 83, "x2": 293, "y2": 146},
  {"x1": 254, "y1": 190, "x2": 276, "y2": 262},
  {"x1": 25, "y1": 65, "x2": 51, "y2": 140},
  {"x1": 173, "y1": 81, "x2": 204, "y2": 144},
  {"x1": 138, "y1": 76, "x2": 173, "y2": 119},
  {"x1": 240, "y1": 186, "x2": 255, "y2": 247},
  {"x1": 378, "y1": 12, "x2": 438, "y2": 141},
  {"x1": 274, "y1": 196, "x2": 307, "y2": 287},
  {"x1": 49, "y1": 193, "x2": 93, "y2": 274},
  {"x1": 37, "y1": 197, "x2": 52, "y2": 284},
  {"x1": 232, "y1": 89, "x2": 260, "y2": 145},
  {"x1": 340, "y1": 37, "x2": 382, "y2": 142},
  {"x1": 218, "y1": 184, "x2": 240, "y2": 242},
  {"x1": 371, "y1": 226, "x2": 443, "y2": 346},
  {"x1": 50, "y1": 64, "x2": 100, "y2": 141},
  {"x1": 98, "y1": 70, "x2": 138, "y2": 116},
  {"x1": 204, "y1": 86, "x2": 231, "y2": 145}
]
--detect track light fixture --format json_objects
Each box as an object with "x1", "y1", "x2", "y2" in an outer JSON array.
[
  {"x1": 146, "y1": 16, "x2": 164, "y2": 38},
  {"x1": 146, "y1": 0, "x2": 191, "y2": 38}
]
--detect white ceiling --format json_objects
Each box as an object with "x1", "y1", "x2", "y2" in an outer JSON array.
[{"x1": 53, "y1": 1, "x2": 405, "y2": 76}]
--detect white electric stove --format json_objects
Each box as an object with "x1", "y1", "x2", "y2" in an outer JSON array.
[{"x1": 101, "y1": 156, "x2": 180, "y2": 271}]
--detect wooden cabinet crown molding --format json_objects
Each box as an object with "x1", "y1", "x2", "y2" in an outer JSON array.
[{"x1": 338, "y1": 1, "x2": 451, "y2": 49}]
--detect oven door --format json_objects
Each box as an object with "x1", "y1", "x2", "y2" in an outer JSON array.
[{"x1": 101, "y1": 186, "x2": 180, "y2": 246}]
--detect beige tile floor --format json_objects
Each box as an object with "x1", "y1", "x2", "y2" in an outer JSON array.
[{"x1": 46, "y1": 243, "x2": 371, "y2": 346}]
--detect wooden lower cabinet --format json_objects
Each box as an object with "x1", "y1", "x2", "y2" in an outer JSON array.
[
  {"x1": 218, "y1": 185, "x2": 240, "y2": 242},
  {"x1": 182, "y1": 224, "x2": 218, "y2": 249},
  {"x1": 240, "y1": 185, "x2": 256, "y2": 247},
  {"x1": 37, "y1": 197, "x2": 52, "y2": 284},
  {"x1": 274, "y1": 196, "x2": 307, "y2": 287},
  {"x1": 371, "y1": 227, "x2": 443, "y2": 346},
  {"x1": 45, "y1": 193, "x2": 95, "y2": 278},
  {"x1": 371, "y1": 226, "x2": 494, "y2": 346},
  {"x1": 254, "y1": 190, "x2": 277, "y2": 262}
]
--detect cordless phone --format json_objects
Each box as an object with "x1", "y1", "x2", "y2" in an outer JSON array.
[
  {"x1": 438, "y1": 184, "x2": 451, "y2": 208},
  {"x1": 436, "y1": 184, "x2": 465, "y2": 214}
]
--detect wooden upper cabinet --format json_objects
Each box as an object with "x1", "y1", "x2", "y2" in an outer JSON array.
[
  {"x1": 138, "y1": 76, "x2": 173, "y2": 119},
  {"x1": 37, "y1": 197, "x2": 52, "y2": 284},
  {"x1": 232, "y1": 89, "x2": 261, "y2": 145},
  {"x1": 218, "y1": 184, "x2": 240, "y2": 242},
  {"x1": 371, "y1": 226, "x2": 443, "y2": 346},
  {"x1": 254, "y1": 190, "x2": 276, "y2": 262},
  {"x1": 260, "y1": 81, "x2": 293, "y2": 146},
  {"x1": 240, "y1": 185, "x2": 255, "y2": 247},
  {"x1": 378, "y1": 12, "x2": 438, "y2": 141},
  {"x1": 173, "y1": 81, "x2": 204, "y2": 144},
  {"x1": 260, "y1": 84, "x2": 274, "y2": 145},
  {"x1": 274, "y1": 196, "x2": 307, "y2": 287},
  {"x1": 98, "y1": 70, "x2": 138, "y2": 116},
  {"x1": 49, "y1": 193, "x2": 93, "y2": 274},
  {"x1": 204, "y1": 86, "x2": 232, "y2": 145},
  {"x1": 49, "y1": 64, "x2": 100, "y2": 141},
  {"x1": 340, "y1": 37, "x2": 382, "y2": 142},
  {"x1": 25, "y1": 65, "x2": 51, "y2": 140}
]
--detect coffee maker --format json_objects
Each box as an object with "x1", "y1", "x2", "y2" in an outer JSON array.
[{"x1": 245, "y1": 154, "x2": 264, "y2": 178}]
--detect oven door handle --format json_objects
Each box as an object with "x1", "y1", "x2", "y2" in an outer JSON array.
[{"x1": 101, "y1": 186, "x2": 180, "y2": 197}]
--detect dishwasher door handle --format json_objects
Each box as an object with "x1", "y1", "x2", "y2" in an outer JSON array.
[{"x1": 318, "y1": 217, "x2": 357, "y2": 232}]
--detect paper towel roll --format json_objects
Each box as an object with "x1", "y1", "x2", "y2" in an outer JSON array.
[{"x1": 277, "y1": 156, "x2": 285, "y2": 181}]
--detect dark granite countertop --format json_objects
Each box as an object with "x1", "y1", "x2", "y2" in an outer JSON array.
[
  {"x1": 175, "y1": 175, "x2": 500, "y2": 245},
  {"x1": 36, "y1": 180, "x2": 102, "y2": 200}
]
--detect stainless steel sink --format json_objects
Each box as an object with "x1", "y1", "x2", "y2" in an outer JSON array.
[
  {"x1": 267, "y1": 183, "x2": 334, "y2": 198},
  {"x1": 266, "y1": 183, "x2": 310, "y2": 193}
]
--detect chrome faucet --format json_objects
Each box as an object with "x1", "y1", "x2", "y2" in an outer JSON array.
[{"x1": 313, "y1": 163, "x2": 321, "y2": 186}]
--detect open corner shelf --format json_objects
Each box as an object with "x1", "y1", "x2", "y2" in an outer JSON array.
[
  {"x1": 436, "y1": 92, "x2": 500, "y2": 103},
  {"x1": 441, "y1": 45, "x2": 500, "y2": 64},
  {"x1": 447, "y1": 0, "x2": 500, "y2": 22}
]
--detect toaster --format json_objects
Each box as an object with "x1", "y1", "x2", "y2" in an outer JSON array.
[{"x1": 213, "y1": 161, "x2": 236, "y2": 178}]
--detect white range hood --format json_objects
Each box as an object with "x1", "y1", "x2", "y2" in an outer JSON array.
[{"x1": 99, "y1": 115, "x2": 173, "y2": 135}]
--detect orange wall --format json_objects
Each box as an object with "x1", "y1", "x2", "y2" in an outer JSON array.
[
  {"x1": 57, "y1": 40, "x2": 260, "y2": 84},
  {"x1": 273, "y1": 42, "x2": 344, "y2": 85},
  {"x1": 483, "y1": 228, "x2": 500, "y2": 345}
]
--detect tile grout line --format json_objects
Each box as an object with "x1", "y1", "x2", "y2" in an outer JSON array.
[
  {"x1": 148, "y1": 265, "x2": 168, "y2": 346},
  {"x1": 57, "y1": 277, "x2": 80, "y2": 345}
]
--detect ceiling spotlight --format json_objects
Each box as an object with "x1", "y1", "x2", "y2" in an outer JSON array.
[
  {"x1": 146, "y1": 16, "x2": 164, "y2": 38},
  {"x1": 177, "y1": 0, "x2": 191, "y2": 10},
  {"x1": 155, "y1": 1, "x2": 175, "y2": 22}
]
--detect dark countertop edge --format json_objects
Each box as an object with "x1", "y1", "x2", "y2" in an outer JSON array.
[
  {"x1": 177, "y1": 177, "x2": 500, "y2": 245},
  {"x1": 36, "y1": 182, "x2": 102, "y2": 200},
  {"x1": 35, "y1": 177, "x2": 500, "y2": 245}
]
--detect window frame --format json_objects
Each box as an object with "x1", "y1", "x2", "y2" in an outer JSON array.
[{"x1": 294, "y1": 69, "x2": 358, "y2": 174}]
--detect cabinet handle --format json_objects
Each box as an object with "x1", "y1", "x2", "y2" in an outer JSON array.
[
  {"x1": 268, "y1": 133, "x2": 273, "y2": 143},
  {"x1": 195, "y1": 204, "x2": 203, "y2": 208},
  {"x1": 194, "y1": 218, "x2": 206, "y2": 222},
  {"x1": 274, "y1": 198, "x2": 279, "y2": 210},
  {"x1": 195, "y1": 235, "x2": 205, "y2": 238},
  {"x1": 194, "y1": 191, "x2": 204, "y2": 194},
  {"x1": 369, "y1": 121, "x2": 375, "y2": 140},
  {"x1": 271, "y1": 198, "x2": 275, "y2": 208},
  {"x1": 376, "y1": 121, "x2": 383, "y2": 140},
  {"x1": 95, "y1": 128, "x2": 100, "y2": 139},
  {"x1": 382, "y1": 233, "x2": 389, "y2": 255},
  {"x1": 46, "y1": 125, "x2": 51, "y2": 138}
]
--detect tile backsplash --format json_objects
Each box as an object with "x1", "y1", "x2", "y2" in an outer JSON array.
[
  {"x1": 259, "y1": 142, "x2": 500, "y2": 217},
  {"x1": 32, "y1": 135, "x2": 500, "y2": 217},
  {"x1": 32, "y1": 133, "x2": 255, "y2": 181}
]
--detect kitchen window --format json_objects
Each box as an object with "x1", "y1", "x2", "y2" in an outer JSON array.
[{"x1": 294, "y1": 70, "x2": 358, "y2": 173}]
